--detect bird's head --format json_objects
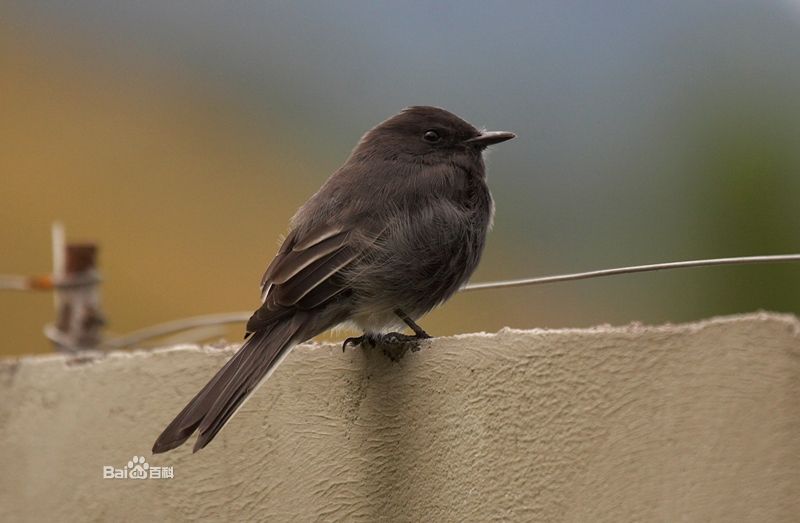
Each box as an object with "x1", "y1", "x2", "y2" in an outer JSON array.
[{"x1": 352, "y1": 106, "x2": 515, "y2": 162}]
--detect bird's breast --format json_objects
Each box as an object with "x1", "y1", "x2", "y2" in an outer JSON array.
[{"x1": 345, "y1": 180, "x2": 493, "y2": 330}]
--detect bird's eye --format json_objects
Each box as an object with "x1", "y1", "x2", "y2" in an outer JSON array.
[{"x1": 422, "y1": 130, "x2": 441, "y2": 143}]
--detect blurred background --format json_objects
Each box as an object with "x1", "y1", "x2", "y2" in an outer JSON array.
[{"x1": 2, "y1": 1, "x2": 799, "y2": 356}]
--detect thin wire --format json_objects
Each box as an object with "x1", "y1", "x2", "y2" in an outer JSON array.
[
  {"x1": 102, "y1": 253, "x2": 800, "y2": 347},
  {"x1": 462, "y1": 254, "x2": 800, "y2": 292},
  {"x1": 0, "y1": 275, "x2": 29, "y2": 290},
  {"x1": 103, "y1": 312, "x2": 251, "y2": 349},
  {"x1": 0, "y1": 274, "x2": 100, "y2": 291}
]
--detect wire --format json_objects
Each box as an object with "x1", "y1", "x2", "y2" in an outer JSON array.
[
  {"x1": 103, "y1": 253, "x2": 800, "y2": 347},
  {"x1": 9, "y1": 253, "x2": 800, "y2": 347},
  {"x1": 462, "y1": 254, "x2": 800, "y2": 292},
  {"x1": 0, "y1": 275, "x2": 30, "y2": 290},
  {"x1": 103, "y1": 312, "x2": 251, "y2": 349},
  {"x1": 0, "y1": 274, "x2": 99, "y2": 291}
]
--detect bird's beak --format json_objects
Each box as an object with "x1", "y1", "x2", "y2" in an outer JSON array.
[{"x1": 464, "y1": 131, "x2": 516, "y2": 147}]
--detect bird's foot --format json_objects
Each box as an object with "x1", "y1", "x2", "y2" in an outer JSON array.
[
  {"x1": 342, "y1": 331, "x2": 432, "y2": 361},
  {"x1": 382, "y1": 332, "x2": 431, "y2": 343},
  {"x1": 376, "y1": 331, "x2": 432, "y2": 362}
]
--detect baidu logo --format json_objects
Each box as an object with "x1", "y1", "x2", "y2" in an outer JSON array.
[{"x1": 103, "y1": 455, "x2": 174, "y2": 480}]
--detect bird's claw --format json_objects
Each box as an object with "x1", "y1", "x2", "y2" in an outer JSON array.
[
  {"x1": 378, "y1": 332, "x2": 432, "y2": 361},
  {"x1": 341, "y1": 331, "x2": 432, "y2": 360},
  {"x1": 342, "y1": 335, "x2": 376, "y2": 352},
  {"x1": 342, "y1": 336, "x2": 361, "y2": 352}
]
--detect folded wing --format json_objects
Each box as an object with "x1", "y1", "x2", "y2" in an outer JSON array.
[{"x1": 246, "y1": 223, "x2": 370, "y2": 334}]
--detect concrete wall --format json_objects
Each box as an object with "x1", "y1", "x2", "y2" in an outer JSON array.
[{"x1": 1, "y1": 312, "x2": 799, "y2": 522}]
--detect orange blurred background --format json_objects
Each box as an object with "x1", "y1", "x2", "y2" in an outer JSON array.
[{"x1": 2, "y1": 3, "x2": 799, "y2": 355}]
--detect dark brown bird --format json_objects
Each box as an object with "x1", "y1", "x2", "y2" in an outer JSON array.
[{"x1": 152, "y1": 106, "x2": 515, "y2": 453}]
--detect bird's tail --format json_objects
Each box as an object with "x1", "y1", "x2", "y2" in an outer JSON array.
[{"x1": 152, "y1": 311, "x2": 316, "y2": 453}]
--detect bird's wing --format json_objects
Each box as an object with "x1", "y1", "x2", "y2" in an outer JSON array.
[
  {"x1": 246, "y1": 222, "x2": 377, "y2": 334},
  {"x1": 154, "y1": 221, "x2": 373, "y2": 454}
]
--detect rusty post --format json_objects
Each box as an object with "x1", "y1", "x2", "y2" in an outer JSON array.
[{"x1": 45, "y1": 225, "x2": 105, "y2": 352}]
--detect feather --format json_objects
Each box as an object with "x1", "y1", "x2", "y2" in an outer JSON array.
[
  {"x1": 291, "y1": 224, "x2": 343, "y2": 251},
  {"x1": 273, "y1": 246, "x2": 357, "y2": 306},
  {"x1": 152, "y1": 315, "x2": 308, "y2": 454}
]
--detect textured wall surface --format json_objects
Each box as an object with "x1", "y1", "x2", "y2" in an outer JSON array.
[{"x1": 1, "y1": 313, "x2": 799, "y2": 522}]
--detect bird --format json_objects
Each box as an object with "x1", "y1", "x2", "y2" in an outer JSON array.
[{"x1": 152, "y1": 106, "x2": 515, "y2": 453}]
